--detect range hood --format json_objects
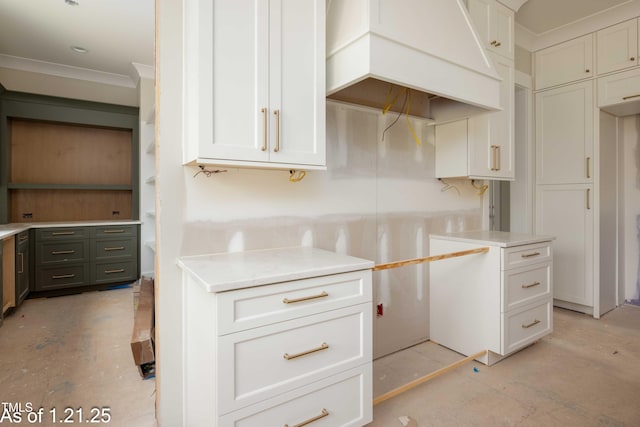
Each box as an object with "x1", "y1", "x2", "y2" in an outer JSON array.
[{"x1": 326, "y1": 0, "x2": 502, "y2": 123}]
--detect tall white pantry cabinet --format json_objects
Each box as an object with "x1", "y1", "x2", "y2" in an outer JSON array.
[{"x1": 183, "y1": 0, "x2": 326, "y2": 170}]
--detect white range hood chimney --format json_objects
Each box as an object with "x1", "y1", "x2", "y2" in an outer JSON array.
[{"x1": 326, "y1": 0, "x2": 502, "y2": 123}]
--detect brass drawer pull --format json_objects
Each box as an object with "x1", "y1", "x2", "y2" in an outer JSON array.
[
  {"x1": 522, "y1": 319, "x2": 541, "y2": 329},
  {"x1": 104, "y1": 246, "x2": 125, "y2": 251},
  {"x1": 586, "y1": 157, "x2": 591, "y2": 179},
  {"x1": 622, "y1": 93, "x2": 640, "y2": 100},
  {"x1": 52, "y1": 274, "x2": 75, "y2": 279},
  {"x1": 274, "y1": 109, "x2": 281, "y2": 153},
  {"x1": 104, "y1": 269, "x2": 125, "y2": 274},
  {"x1": 521, "y1": 252, "x2": 540, "y2": 258},
  {"x1": 283, "y1": 291, "x2": 328, "y2": 304},
  {"x1": 283, "y1": 342, "x2": 329, "y2": 360},
  {"x1": 284, "y1": 408, "x2": 329, "y2": 427},
  {"x1": 103, "y1": 229, "x2": 125, "y2": 234},
  {"x1": 261, "y1": 107, "x2": 268, "y2": 151},
  {"x1": 522, "y1": 281, "x2": 541, "y2": 289},
  {"x1": 52, "y1": 250, "x2": 75, "y2": 255},
  {"x1": 52, "y1": 231, "x2": 75, "y2": 236}
]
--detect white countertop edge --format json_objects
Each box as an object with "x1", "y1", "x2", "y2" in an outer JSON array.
[
  {"x1": 0, "y1": 220, "x2": 142, "y2": 240},
  {"x1": 429, "y1": 231, "x2": 555, "y2": 248}
]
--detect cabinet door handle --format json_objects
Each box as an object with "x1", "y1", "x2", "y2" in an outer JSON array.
[
  {"x1": 622, "y1": 93, "x2": 640, "y2": 100},
  {"x1": 52, "y1": 250, "x2": 75, "y2": 255},
  {"x1": 52, "y1": 231, "x2": 75, "y2": 236},
  {"x1": 585, "y1": 69, "x2": 590, "y2": 73},
  {"x1": 18, "y1": 253, "x2": 24, "y2": 274},
  {"x1": 104, "y1": 268, "x2": 125, "y2": 274},
  {"x1": 274, "y1": 109, "x2": 280, "y2": 153},
  {"x1": 282, "y1": 291, "x2": 328, "y2": 304},
  {"x1": 104, "y1": 229, "x2": 125, "y2": 234},
  {"x1": 104, "y1": 246, "x2": 125, "y2": 251},
  {"x1": 19, "y1": 235, "x2": 28, "y2": 242},
  {"x1": 521, "y1": 252, "x2": 540, "y2": 258},
  {"x1": 283, "y1": 342, "x2": 329, "y2": 360},
  {"x1": 490, "y1": 145, "x2": 498, "y2": 171},
  {"x1": 631, "y1": 57, "x2": 636, "y2": 61},
  {"x1": 522, "y1": 281, "x2": 541, "y2": 289},
  {"x1": 587, "y1": 188, "x2": 591, "y2": 210},
  {"x1": 495, "y1": 41, "x2": 501, "y2": 47},
  {"x1": 261, "y1": 107, "x2": 268, "y2": 151},
  {"x1": 586, "y1": 157, "x2": 591, "y2": 179},
  {"x1": 522, "y1": 319, "x2": 540, "y2": 329},
  {"x1": 52, "y1": 274, "x2": 75, "y2": 279},
  {"x1": 284, "y1": 408, "x2": 329, "y2": 427},
  {"x1": 496, "y1": 145, "x2": 501, "y2": 171},
  {"x1": 490, "y1": 40, "x2": 497, "y2": 46}
]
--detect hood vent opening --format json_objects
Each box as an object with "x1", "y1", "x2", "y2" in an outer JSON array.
[{"x1": 326, "y1": 0, "x2": 502, "y2": 124}]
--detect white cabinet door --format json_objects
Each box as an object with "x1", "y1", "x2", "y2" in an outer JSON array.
[
  {"x1": 184, "y1": 0, "x2": 325, "y2": 169},
  {"x1": 534, "y1": 34, "x2": 593, "y2": 90},
  {"x1": 467, "y1": 0, "x2": 514, "y2": 59},
  {"x1": 536, "y1": 184, "x2": 593, "y2": 309},
  {"x1": 597, "y1": 19, "x2": 638, "y2": 75},
  {"x1": 598, "y1": 67, "x2": 640, "y2": 116},
  {"x1": 535, "y1": 81, "x2": 593, "y2": 184}
]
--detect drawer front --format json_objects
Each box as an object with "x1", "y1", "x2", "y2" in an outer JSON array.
[
  {"x1": 218, "y1": 364, "x2": 372, "y2": 427},
  {"x1": 503, "y1": 263, "x2": 552, "y2": 312},
  {"x1": 93, "y1": 237, "x2": 136, "y2": 260},
  {"x1": 36, "y1": 227, "x2": 89, "y2": 242},
  {"x1": 502, "y1": 242, "x2": 552, "y2": 270},
  {"x1": 216, "y1": 270, "x2": 372, "y2": 335},
  {"x1": 38, "y1": 241, "x2": 88, "y2": 264},
  {"x1": 35, "y1": 264, "x2": 89, "y2": 291},
  {"x1": 93, "y1": 260, "x2": 137, "y2": 284},
  {"x1": 218, "y1": 303, "x2": 372, "y2": 414},
  {"x1": 91, "y1": 225, "x2": 137, "y2": 238},
  {"x1": 502, "y1": 300, "x2": 553, "y2": 355},
  {"x1": 598, "y1": 67, "x2": 640, "y2": 108}
]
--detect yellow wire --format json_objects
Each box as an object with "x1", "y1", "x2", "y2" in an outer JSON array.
[
  {"x1": 405, "y1": 90, "x2": 422, "y2": 145},
  {"x1": 289, "y1": 170, "x2": 306, "y2": 183},
  {"x1": 383, "y1": 85, "x2": 406, "y2": 115}
]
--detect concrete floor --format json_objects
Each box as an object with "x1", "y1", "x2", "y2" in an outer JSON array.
[
  {"x1": 370, "y1": 305, "x2": 640, "y2": 426},
  {"x1": 0, "y1": 286, "x2": 156, "y2": 427},
  {"x1": 1, "y1": 288, "x2": 639, "y2": 427}
]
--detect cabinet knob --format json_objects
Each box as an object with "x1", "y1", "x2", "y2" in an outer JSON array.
[
  {"x1": 495, "y1": 42, "x2": 501, "y2": 47},
  {"x1": 631, "y1": 57, "x2": 636, "y2": 61},
  {"x1": 585, "y1": 69, "x2": 590, "y2": 73},
  {"x1": 490, "y1": 40, "x2": 497, "y2": 46}
]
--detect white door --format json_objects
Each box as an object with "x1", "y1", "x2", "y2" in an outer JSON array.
[
  {"x1": 597, "y1": 19, "x2": 638, "y2": 75},
  {"x1": 491, "y1": 1, "x2": 514, "y2": 59},
  {"x1": 535, "y1": 81, "x2": 594, "y2": 184},
  {"x1": 536, "y1": 184, "x2": 594, "y2": 309}
]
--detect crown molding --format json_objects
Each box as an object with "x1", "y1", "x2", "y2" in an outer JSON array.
[
  {"x1": 0, "y1": 54, "x2": 137, "y2": 88},
  {"x1": 131, "y1": 62, "x2": 155, "y2": 83},
  {"x1": 497, "y1": 0, "x2": 528, "y2": 12}
]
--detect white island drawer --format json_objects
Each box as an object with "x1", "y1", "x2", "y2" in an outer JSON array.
[
  {"x1": 503, "y1": 263, "x2": 552, "y2": 311},
  {"x1": 218, "y1": 303, "x2": 372, "y2": 414},
  {"x1": 502, "y1": 242, "x2": 552, "y2": 270},
  {"x1": 502, "y1": 300, "x2": 552, "y2": 355},
  {"x1": 216, "y1": 270, "x2": 372, "y2": 335},
  {"x1": 219, "y1": 364, "x2": 372, "y2": 427}
]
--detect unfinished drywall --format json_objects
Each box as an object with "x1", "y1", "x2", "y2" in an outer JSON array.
[{"x1": 621, "y1": 116, "x2": 640, "y2": 303}]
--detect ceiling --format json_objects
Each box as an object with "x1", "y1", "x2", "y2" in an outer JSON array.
[{"x1": 0, "y1": 0, "x2": 635, "y2": 87}]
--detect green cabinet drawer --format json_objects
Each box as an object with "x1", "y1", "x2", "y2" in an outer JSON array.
[
  {"x1": 35, "y1": 264, "x2": 90, "y2": 291},
  {"x1": 93, "y1": 260, "x2": 137, "y2": 284},
  {"x1": 35, "y1": 227, "x2": 89, "y2": 242},
  {"x1": 93, "y1": 237, "x2": 136, "y2": 260},
  {"x1": 38, "y1": 240, "x2": 88, "y2": 264},
  {"x1": 91, "y1": 225, "x2": 137, "y2": 239}
]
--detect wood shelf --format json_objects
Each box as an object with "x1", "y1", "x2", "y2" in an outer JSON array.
[
  {"x1": 145, "y1": 176, "x2": 155, "y2": 185},
  {"x1": 145, "y1": 240, "x2": 156, "y2": 252}
]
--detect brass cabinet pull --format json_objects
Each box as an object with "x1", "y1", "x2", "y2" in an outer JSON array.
[
  {"x1": 284, "y1": 409, "x2": 329, "y2": 427},
  {"x1": 496, "y1": 145, "x2": 501, "y2": 171},
  {"x1": 52, "y1": 274, "x2": 75, "y2": 279},
  {"x1": 495, "y1": 41, "x2": 501, "y2": 47},
  {"x1": 283, "y1": 342, "x2": 329, "y2": 360},
  {"x1": 52, "y1": 231, "x2": 75, "y2": 236},
  {"x1": 587, "y1": 188, "x2": 591, "y2": 210},
  {"x1": 104, "y1": 229, "x2": 125, "y2": 234},
  {"x1": 522, "y1": 319, "x2": 541, "y2": 329},
  {"x1": 586, "y1": 157, "x2": 591, "y2": 178},
  {"x1": 490, "y1": 40, "x2": 497, "y2": 46},
  {"x1": 52, "y1": 250, "x2": 75, "y2": 255},
  {"x1": 521, "y1": 252, "x2": 540, "y2": 258},
  {"x1": 631, "y1": 57, "x2": 636, "y2": 61},
  {"x1": 104, "y1": 246, "x2": 125, "y2": 251},
  {"x1": 261, "y1": 107, "x2": 268, "y2": 151},
  {"x1": 490, "y1": 145, "x2": 498, "y2": 171},
  {"x1": 104, "y1": 269, "x2": 125, "y2": 274},
  {"x1": 622, "y1": 93, "x2": 640, "y2": 100},
  {"x1": 585, "y1": 69, "x2": 590, "y2": 73},
  {"x1": 522, "y1": 281, "x2": 541, "y2": 289},
  {"x1": 274, "y1": 109, "x2": 281, "y2": 153},
  {"x1": 283, "y1": 291, "x2": 328, "y2": 304}
]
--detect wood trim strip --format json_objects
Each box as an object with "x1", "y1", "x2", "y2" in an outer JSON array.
[
  {"x1": 372, "y1": 247, "x2": 490, "y2": 271},
  {"x1": 373, "y1": 349, "x2": 488, "y2": 406}
]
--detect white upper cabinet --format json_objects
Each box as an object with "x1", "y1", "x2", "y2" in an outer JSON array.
[
  {"x1": 534, "y1": 34, "x2": 594, "y2": 90},
  {"x1": 535, "y1": 81, "x2": 594, "y2": 185},
  {"x1": 597, "y1": 19, "x2": 638, "y2": 75},
  {"x1": 467, "y1": 0, "x2": 514, "y2": 59},
  {"x1": 183, "y1": 0, "x2": 326, "y2": 170},
  {"x1": 435, "y1": 52, "x2": 514, "y2": 180}
]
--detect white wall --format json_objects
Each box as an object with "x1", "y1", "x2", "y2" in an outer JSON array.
[
  {"x1": 156, "y1": 1, "x2": 485, "y2": 424},
  {"x1": 138, "y1": 77, "x2": 156, "y2": 276},
  {"x1": 621, "y1": 116, "x2": 640, "y2": 303}
]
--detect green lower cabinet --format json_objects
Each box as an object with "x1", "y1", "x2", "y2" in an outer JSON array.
[
  {"x1": 15, "y1": 230, "x2": 29, "y2": 305},
  {"x1": 33, "y1": 224, "x2": 139, "y2": 292}
]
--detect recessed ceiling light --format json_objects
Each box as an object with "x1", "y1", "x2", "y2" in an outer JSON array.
[
  {"x1": 70, "y1": 46, "x2": 89, "y2": 54},
  {"x1": 65, "y1": 0, "x2": 79, "y2": 5}
]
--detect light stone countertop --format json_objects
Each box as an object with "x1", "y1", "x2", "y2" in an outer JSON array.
[
  {"x1": 178, "y1": 246, "x2": 374, "y2": 293},
  {"x1": 0, "y1": 220, "x2": 142, "y2": 240},
  {"x1": 429, "y1": 230, "x2": 555, "y2": 248}
]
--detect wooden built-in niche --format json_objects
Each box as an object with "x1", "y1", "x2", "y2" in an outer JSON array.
[{"x1": 8, "y1": 119, "x2": 134, "y2": 222}]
